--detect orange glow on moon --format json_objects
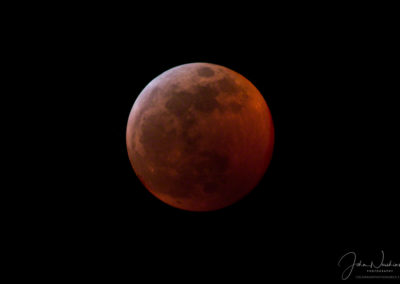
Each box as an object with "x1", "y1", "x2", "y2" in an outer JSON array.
[{"x1": 126, "y1": 63, "x2": 274, "y2": 211}]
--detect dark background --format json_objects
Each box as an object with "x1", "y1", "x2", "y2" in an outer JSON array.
[{"x1": 26, "y1": 5, "x2": 398, "y2": 281}]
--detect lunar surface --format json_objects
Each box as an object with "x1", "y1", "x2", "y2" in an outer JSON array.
[{"x1": 126, "y1": 63, "x2": 274, "y2": 211}]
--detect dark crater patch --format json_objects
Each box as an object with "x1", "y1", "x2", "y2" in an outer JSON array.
[
  {"x1": 181, "y1": 112, "x2": 197, "y2": 129},
  {"x1": 218, "y1": 76, "x2": 241, "y2": 94},
  {"x1": 228, "y1": 101, "x2": 243, "y2": 112},
  {"x1": 191, "y1": 84, "x2": 221, "y2": 113},
  {"x1": 165, "y1": 91, "x2": 193, "y2": 117},
  {"x1": 197, "y1": 67, "x2": 215, "y2": 77},
  {"x1": 181, "y1": 112, "x2": 200, "y2": 149}
]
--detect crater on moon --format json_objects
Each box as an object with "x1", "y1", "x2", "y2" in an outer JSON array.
[
  {"x1": 197, "y1": 66, "x2": 215, "y2": 77},
  {"x1": 126, "y1": 62, "x2": 274, "y2": 211}
]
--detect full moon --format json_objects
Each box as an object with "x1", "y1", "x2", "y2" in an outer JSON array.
[{"x1": 126, "y1": 63, "x2": 274, "y2": 211}]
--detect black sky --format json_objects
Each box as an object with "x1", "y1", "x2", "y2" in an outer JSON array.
[{"x1": 24, "y1": 5, "x2": 399, "y2": 281}]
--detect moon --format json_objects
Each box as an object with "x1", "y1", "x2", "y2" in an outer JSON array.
[{"x1": 126, "y1": 63, "x2": 274, "y2": 211}]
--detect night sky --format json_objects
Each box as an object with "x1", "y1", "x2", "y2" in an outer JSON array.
[{"x1": 27, "y1": 5, "x2": 398, "y2": 281}]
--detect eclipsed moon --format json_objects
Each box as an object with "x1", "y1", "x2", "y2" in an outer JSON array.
[{"x1": 126, "y1": 63, "x2": 274, "y2": 211}]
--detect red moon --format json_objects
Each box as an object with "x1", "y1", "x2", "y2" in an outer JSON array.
[{"x1": 126, "y1": 63, "x2": 274, "y2": 211}]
